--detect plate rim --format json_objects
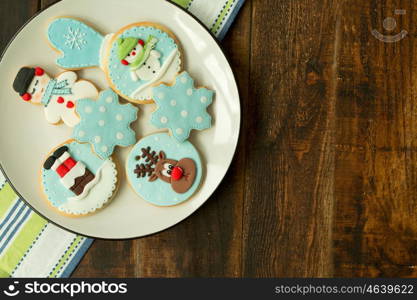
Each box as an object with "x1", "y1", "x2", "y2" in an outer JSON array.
[{"x1": 0, "y1": 0, "x2": 241, "y2": 240}]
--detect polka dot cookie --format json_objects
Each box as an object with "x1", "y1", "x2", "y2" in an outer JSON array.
[
  {"x1": 72, "y1": 89, "x2": 138, "y2": 159},
  {"x1": 151, "y1": 72, "x2": 214, "y2": 143}
]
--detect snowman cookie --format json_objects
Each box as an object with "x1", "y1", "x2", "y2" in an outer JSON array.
[
  {"x1": 12, "y1": 67, "x2": 99, "y2": 127},
  {"x1": 47, "y1": 17, "x2": 182, "y2": 104},
  {"x1": 126, "y1": 132, "x2": 203, "y2": 206},
  {"x1": 41, "y1": 140, "x2": 118, "y2": 216}
]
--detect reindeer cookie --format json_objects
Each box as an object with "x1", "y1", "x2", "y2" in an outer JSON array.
[
  {"x1": 126, "y1": 133, "x2": 203, "y2": 206},
  {"x1": 47, "y1": 17, "x2": 182, "y2": 104},
  {"x1": 12, "y1": 66, "x2": 99, "y2": 127},
  {"x1": 41, "y1": 140, "x2": 118, "y2": 216}
]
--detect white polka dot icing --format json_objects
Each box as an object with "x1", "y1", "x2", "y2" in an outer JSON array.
[
  {"x1": 73, "y1": 89, "x2": 138, "y2": 159},
  {"x1": 150, "y1": 72, "x2": 214, "y2": 142}
]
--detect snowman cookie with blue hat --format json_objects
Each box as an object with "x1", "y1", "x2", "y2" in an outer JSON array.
[{"x1": 47, "y1": 18, "x2": 182, "y2": 104}]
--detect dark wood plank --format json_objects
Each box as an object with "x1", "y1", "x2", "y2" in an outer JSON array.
[
  {"x1": 241, "y1": 0, "x2": 341, "y2": 277},
  {"x1": 40, "y1": 0, "x2": 59, "y2": 9},
  {"x1": 333, "y1": 0, "x2": 417, "y2": 277},
  {"x1": 0, "y1": 0, "x2": 39, "y2": 54},
  {"x1": 72, "y1": 240, "x2": 136, "y2": 277}
]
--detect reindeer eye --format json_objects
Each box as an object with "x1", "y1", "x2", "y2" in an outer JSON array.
[{"x1": 162, "y1": 169, "x2": 171, "y2": 177}]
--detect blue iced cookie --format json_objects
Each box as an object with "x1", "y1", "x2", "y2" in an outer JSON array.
[
  {"x1": 47, "y1": 18, "x2": 182, "y2": 103},
  {"x1": 41, "y1": 141, "x2": 118, "y2": 216},
  {"x1": 72, "y1": 89, "x2": 138, "y2": 159},
  {"x1": 151, "y1": 71, "x2": 214, "y2": 143},
  {"x1": 126, "y1": 133, "x2": 203, "y2": 206}
]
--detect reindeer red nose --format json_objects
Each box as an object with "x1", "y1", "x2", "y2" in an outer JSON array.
[{"x1": 171, "y1": 167, "x2": 183, "y2": 181}]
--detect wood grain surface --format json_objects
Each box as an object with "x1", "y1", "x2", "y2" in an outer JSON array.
[{"x1": 1, "y1": 0, "x2": 417, "y2": 278}]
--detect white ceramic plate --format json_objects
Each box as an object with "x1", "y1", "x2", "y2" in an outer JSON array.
[{"x1": 0, "y1": 0, "x2": 240, "y2": 239}]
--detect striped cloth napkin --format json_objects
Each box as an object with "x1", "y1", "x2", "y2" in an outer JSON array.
[{"x1": 0, "y1": 0, "x2": 245, "y2": 278}]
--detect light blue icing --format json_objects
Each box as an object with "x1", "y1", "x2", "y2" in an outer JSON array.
[
  {"x1": 108, "y1": 26, "x2": 178, "y2": 97},
  {"x1": 126, "y1": 133, "x2": 202, "y2": 206},
  {"x1": 41, "y1": 79, "x2": 72, "y2": 106},
  {"x1": 48, "y1": 18, "x2": 104, "y2": 69},
  {"x1": 151, "y1": 72, "x2": 213, "y2": 142},
  {"x1": 42, "y1": 142, "x2": 105, "y2": 207},
  {"x1": 73, "y1": 89, "x2": 138, "y2": 159}
]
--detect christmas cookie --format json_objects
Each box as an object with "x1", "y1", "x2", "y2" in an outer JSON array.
[
  {"x1": 126, "y1": 132, "x2": 203, "y2": 206},
  {"x1": 41, "y1": 141, "x2": 118, "y2": 216},
  {"x1": 72, "y1": 89, "x2": 138, "y2": 159},
  {"x1": 47, "y1": 17, "x2": 182, "y2": 103},
  {"x1": 12, "y1": 66, "x2": 98, "y2": 127},
  {"x1": 151, "y1": 72, "x2": 214, "y2": 142}
]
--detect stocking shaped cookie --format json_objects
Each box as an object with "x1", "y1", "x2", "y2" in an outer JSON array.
[
  {"x1": 12, "y1": 66, "x2": 98, "y2": 127},
  {"x1": 47, "y1": 18, "x2": 182, "y2": 104}
]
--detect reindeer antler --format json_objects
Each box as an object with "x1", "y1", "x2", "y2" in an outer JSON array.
[
  {"x1": 139, "y1": 147, "x2": 159, "y2": 165},
  {"x1": 134, "y1": 147, "x2": 160, "y2": 179},
  {"x1": 134, "y1": 163, "x2": 154, "y2": 178}
]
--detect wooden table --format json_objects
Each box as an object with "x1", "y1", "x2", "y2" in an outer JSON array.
[{"x1": 2, "y1": 0, "x2": 417, "y2": 278}]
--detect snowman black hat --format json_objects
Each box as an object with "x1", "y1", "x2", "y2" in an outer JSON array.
[
  {"x1": 13, "y1": 66, "x2": 45, "y2": 101},
  {"x1": 13, "y1": 67, "x2": 35, "y2": 96}
]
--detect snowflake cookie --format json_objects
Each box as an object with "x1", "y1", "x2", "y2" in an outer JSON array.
[
  {"x1": 151, "y1": 72, "x2": 214, "y2": 143},
  {"x1": 73, "y1": 89, "x2": 138, "y2": 159}
]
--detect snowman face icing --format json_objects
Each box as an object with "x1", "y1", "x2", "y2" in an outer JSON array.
[
  {"x1": 135, "y1": 50, "x2": 162, "y2": 81},
  {"x1": 125, "y1": 42, "x2": 144, "y2": 64},
  {"x1": 27, "y1": 72, "x2": 51, "y2": 103}
]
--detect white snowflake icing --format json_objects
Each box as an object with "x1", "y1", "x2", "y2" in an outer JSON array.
[{"x1": 64, "y1": 27, "x2": 87, "y2": 50}]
